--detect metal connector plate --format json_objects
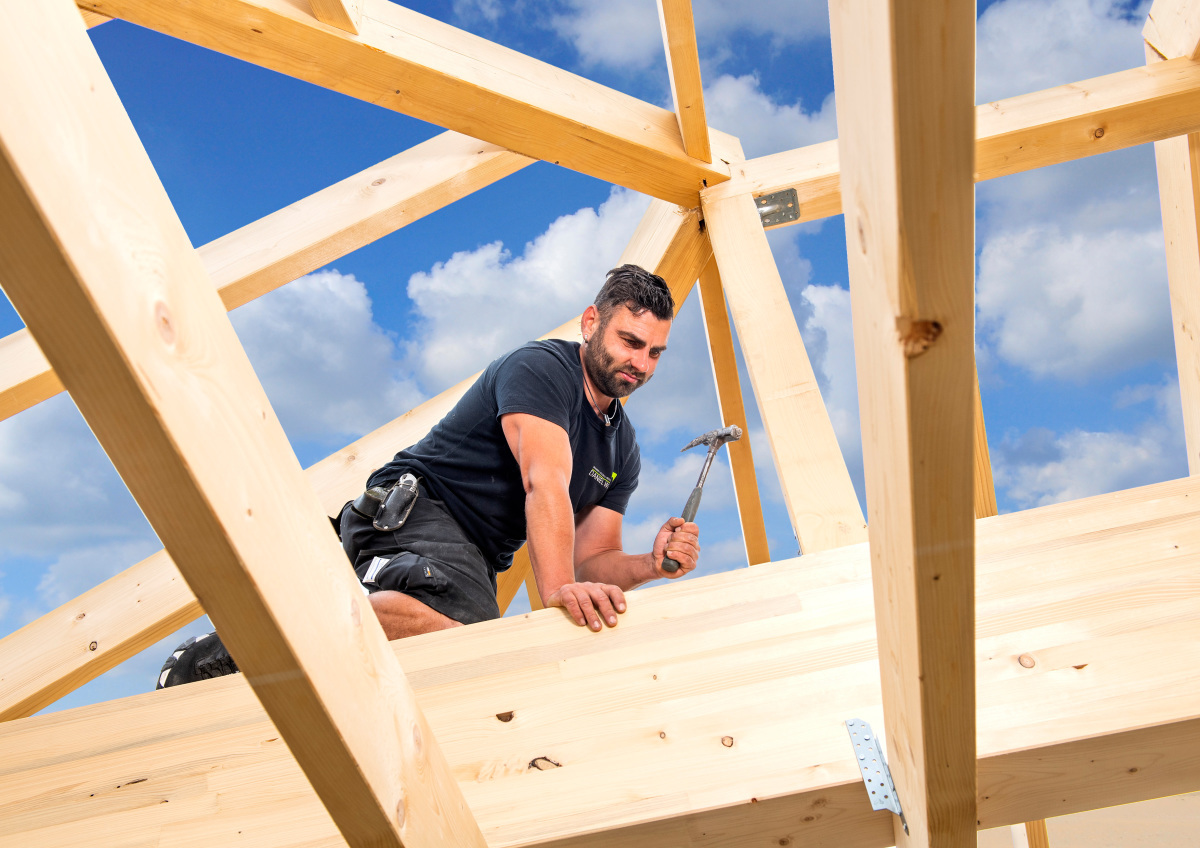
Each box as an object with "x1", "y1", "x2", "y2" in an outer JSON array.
[
  {"x1": 755, "y1": 188, "x2": 800, "y2": 227},
  {"x1": 845, "y1": 718, "x2": 908, "y2": 834}
]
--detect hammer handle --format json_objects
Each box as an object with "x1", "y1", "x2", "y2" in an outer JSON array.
[{"x1": 661, "y1": 486, "x2": 703, "y2": 573}]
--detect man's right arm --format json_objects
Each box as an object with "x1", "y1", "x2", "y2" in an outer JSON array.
[{"x1": 501, "y1": 412, "x2": 626, "y2": 631}]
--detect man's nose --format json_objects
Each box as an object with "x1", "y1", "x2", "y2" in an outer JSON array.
[{"x1": 630, "y1": 348, "x2": 650, "y2": 373}]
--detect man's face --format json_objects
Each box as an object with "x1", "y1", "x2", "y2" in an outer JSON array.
[{"x1": 582, "y1": 304, "x2": 672, "y2": 399}]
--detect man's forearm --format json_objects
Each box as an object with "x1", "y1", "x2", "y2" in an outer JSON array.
[
  {"x1": 524, "y1": 481, "x2": 578, "y2": 598},
  {"x1": 574, "y1": 550, "x2": 657, "y2": 591}
]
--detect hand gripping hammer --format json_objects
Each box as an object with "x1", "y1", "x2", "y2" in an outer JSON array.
[{"x1": 661, "y1": 425, "x2": 743, "y2": 573}]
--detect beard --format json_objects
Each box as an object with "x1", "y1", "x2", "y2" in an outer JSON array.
[{"x1": 582, "y1": 328, "x2": 649, "y2": 399}]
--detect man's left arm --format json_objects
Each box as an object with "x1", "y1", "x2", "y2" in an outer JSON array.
[{"x1": 573, "y1": 505, "x2": 700, "y2": 590}]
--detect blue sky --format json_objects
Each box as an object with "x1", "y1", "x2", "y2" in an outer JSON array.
[{"x1": 0, "y1": 0, "x2": 1181, "y2": 711}]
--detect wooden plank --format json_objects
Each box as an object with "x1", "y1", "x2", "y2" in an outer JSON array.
[
  {"x1": 78, "y1": 0, "x2": 730, "y2": 206},
  {"x1": 2, "y1": 474, "x2": 1199, "y2": 847},
  {"x1": 974, "y1": 377, "x2": 999, "y2": 519},
  {"x1": 1010, "y1": 820, "x2": 1051, "y2": 848},
  {"x1": 0, "y1": 4, "x2": 483, "y2": 845},
  {"x1": 1145, "y1": 0, "x2": 1200, "y2": 61},
  {"x1": 829, "y1": 1, "x2": 977, "y2": 845},
  {"x1": 701, "y1": 191, "x2": 866, "y2": 553},
  {"x1": 0, "y1": 130, "x2": 533, "y2": 422},
  {"x1": 656, "y1": 0, "x2": 711, "y2": 163},
  {"x1": 80, "y1": 8, "x2": 110, "y2": 26},
  {"x1": 696, "y1": 257, "x2": 771, "y2": 565},
  {"x1": 1147, "y1": 49, "x2": 1200, "y2": 474},
  {"x1": 704, "y1": 56, "x2": 1200, "y2": 227},
  {"x1": 309, "y1": 0, "x2": 360, "y2": 34},
  {"x1": 0, "y1": 200, "x2": 708, "y2": 721}
]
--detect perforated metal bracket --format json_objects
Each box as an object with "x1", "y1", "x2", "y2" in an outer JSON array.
[
  {"x1": 845, "y1": 718, "x2": 908, "y2": 835},
  {"x1": 755, "y1": 188, "x2": 800, "y2": 227}
]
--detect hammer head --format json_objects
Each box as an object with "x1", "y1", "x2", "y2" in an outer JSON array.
[{"x1": 680, "y1": 425, "x2": 743, "y2": 453}]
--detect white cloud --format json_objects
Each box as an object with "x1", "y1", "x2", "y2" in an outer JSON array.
[
  {"x1": 995, "y1": 377, "x2": 1186, "y2": 508},
  {"x1": 231, "y1": 270, "x2": 424, "y2": 444},
  {"x1": 404, "y1": 188, "x2": 652, "y2": 390},
  {"x1": 976, "y1": 225, "x2": 1172, "y2": 380},
  {"x1": 977, "y1": 0, "x2": 1149, "y2": 104},
  {"x1": 36, "y1": 538, "x2": 162, "y2": 610},
  {"x1": 704, "y1": 75, "x2": 837, "y2": 158}
]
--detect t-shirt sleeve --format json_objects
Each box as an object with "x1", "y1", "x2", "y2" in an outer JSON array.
[
  {"x1": 599, "y1": 440, "x2": 640, "y2": 515},
  {"x1": 492, "y1": 346, "x2": 576, "y2": 431}
]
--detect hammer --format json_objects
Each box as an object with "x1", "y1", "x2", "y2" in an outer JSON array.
[{"x1": 662, "y1": 425, "x2": 742, "y2": 573}]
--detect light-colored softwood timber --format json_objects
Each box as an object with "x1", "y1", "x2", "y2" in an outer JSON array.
[
  {"x1": 700, "y1": 190, "x2": 866, "y2": 553},
  {"x1": 309, "y1": 0, "x2": 360, "y2": 34},
  {"x1": 1147, "y1": 49, "x2": 1200, "y2": 474},
  {"x1": 1011, "y1": 820, "x2": 1051, "y2": 848},
  {"x1": 705, "y1": 56, "x2": 1200, "y2": 228},
  {"x1": 696, "y1": 257, "x2": 771, "y2": 564},
  {"x1": 1145, "y1": 0, "x2": 1200, "y2": 61},
  {"x1": 77, "y1": 0, "x2": 730, "y2": 206},
  {"x1": 829, "y1": 1, "x2": 977, "y2": 845},
  {"x1": 974, "y1": 378, "x2": 999, "y2": 519},
  {"x1": 657, "y1": 0, "x2": 711, "y2": 163},
  {"x1": 80, "y1": 8, "x2": 109, "y2": 26},
  {"x1": 0, "y1": 200, "x2": 709, "y2": 721},
  {"x1": 0, "y1": 130, "x2": 533, "y2": 423},
  {"x1": 0, "y1": 2, "x2": 483, "y2": 845},
  {"x1": 524, "y1": 567, "x2": 545, "y2": 610},
  {"x1": 3, "y1": 474, "x2": 1200, "y2": 847}
]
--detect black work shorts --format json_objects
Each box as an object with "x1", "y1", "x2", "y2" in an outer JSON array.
[{"x1": 338, "y1": 491, "x2": 500, "y2": 626}]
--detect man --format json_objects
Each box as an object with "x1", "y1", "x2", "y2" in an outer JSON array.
[{"x1": 157, "y1": 264, "x2": 700, "y2": 687}]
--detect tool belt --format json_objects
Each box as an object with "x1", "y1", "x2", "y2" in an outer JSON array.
[{"x1": 350, "y1": 472, "x2": 420, "y2": 532}]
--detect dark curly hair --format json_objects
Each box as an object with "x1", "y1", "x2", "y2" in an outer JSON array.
[{"x1": 594, "y1": 264, "x2": 675, "y2": 324}]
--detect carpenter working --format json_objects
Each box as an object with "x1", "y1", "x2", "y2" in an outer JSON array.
[{"x1": 156, "y1": 264, "x2": 701, "y2": 687}]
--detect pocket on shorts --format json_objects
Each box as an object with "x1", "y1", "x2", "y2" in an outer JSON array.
[{"x1": 357, "y1": 550, "x2": 449, "y2": 596}]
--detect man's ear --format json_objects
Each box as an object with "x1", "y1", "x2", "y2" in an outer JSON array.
[{"x1": 580, "y1": 304, "x2": 599, "y2": 341}]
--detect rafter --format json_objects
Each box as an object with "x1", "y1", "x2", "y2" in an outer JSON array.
[
  {"x1": 0, "y1": 201, "x2": 709, "y2": 721},
  {"x1": 829, "y1": 1, "x2": 978, "y2": 845},
  {"x1": 1145, "y1": 0, "x2": 1200, "y2": 61},
  {"x1": 0, "y1": 130, "x2": 533, "y2": 422},
  {"x1": 657, "y1": 0, "x2": 711, "y2": 163},
  {"x1": 2, "y1": 474, "x2": 1198, "y2": 846},
  {"x1": 77, "y1": 0, "x2": 731, "y2": 206},
  {"x1": 0, "y1": 2, "x2": 482, "y2": 844},
  {"x1": 701, "y1": 190, "x2": 866, "y2": 553},
  {"x1": 309, "y1": 0, "x2": 360, "y2": 34},
  {"x1": 705, "y1": 55, "x2": 1200, "y2": 227}
]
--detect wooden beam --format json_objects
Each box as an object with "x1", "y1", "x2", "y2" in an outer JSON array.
[
  {"x1": 0, "y1": 4, "x2": 484, "y2": 844},
  {"x1": 3, "y1": 473, "x2": 1199, "y2": 847},
  {"x1": 974, "y1": 377, "x2": 999, "y2": 519},
  {"x1": 80, "y1": 8, "x2": 110, "y2": 26},
  {"x1": 1145, "y1": 0, "x2": 1200, "y2": 62},
  {"x1": 309, "y1": 0, "x2": 360, "y2": 34},
  {"x1": 77, "y1": 0, "x2": 730, "y2": 206},
  {"x1": 829, "y1": 1, "x2": 977, "y2": 845},
  {"x1": 0, "y1": 200, "x2": 709, "y2": 721},
  {"x1": 0, "y1": 130, "x2": 533, "y2": 422},
  {"x1": 696, "y1": 257, "x2": 771, "y2": 564},
  {"x1": 656, "y1": 0, "x2": 711, "y2": 163},
  {"x1": 1147, "y1": 49, "x2": 1200, "y2": 474},
  {"x1": 704, "y1": 56, "x2": 1200, "y2": 227},
  {"x1": 700, "y1": 190, "x2": 866, "y2": 553},
  {"x1": 1011, "y1": 820, "x2": 1051, "y2": 848}
]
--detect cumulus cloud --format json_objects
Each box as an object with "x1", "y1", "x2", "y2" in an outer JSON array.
[
  {"x1": 977, "y1": 0, "x2": 1149, "y2": 104},
  {"x1": 976, "y1": 225, "x2": 1172, "y2": 380},
  {"x1": 704, "y1": 75, "x2": 837, "y2": 158},
  {"x1": 231, "y1": 270, "x2": 424, "y2": 444},
  {"x1": 994, "y1": 377, "x2": 1186, "y2": 508},
  {"x1": 404, "y1": 188, "x2": 652, "y2": 391},
  {"x1": 547, "y1": 0, "x2": 828, "y2": 72}
]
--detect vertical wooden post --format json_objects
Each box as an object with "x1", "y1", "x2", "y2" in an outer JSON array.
[
  {"x1": 657, "y1": 0, "x2": 712, "y2": 162},
  {"x1": 829, "y1": 1, "x2": 977, "y2": 845}
]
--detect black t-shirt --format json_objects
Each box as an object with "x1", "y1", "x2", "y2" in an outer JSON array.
[{"x1": 368, "y1": 339, "x2": 641, "y2": 571}]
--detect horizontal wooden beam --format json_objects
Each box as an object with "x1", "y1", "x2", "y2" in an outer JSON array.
[
  {"x1": 78, "y1": 0, "x2": 731, "y2": 206},
  {"x1": 3, "y1": 474, "x2": 1199, "y2": 846},
  {"x1": 704, "y1": 55, "x2": 1200, "y2": 224},
  {"x1": 0, "y1": 201, "x2": 708, "y2": 721},
  {"x1": 0, "y1": 130, "x2": 533, "y2": 422},
  {"x1": 0, "y1": 1, "x2": 481, "y2": 843}
]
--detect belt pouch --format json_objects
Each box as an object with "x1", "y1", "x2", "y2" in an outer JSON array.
[{"x1": 374, "y1": 473, "x2": 419, "y2": 531}]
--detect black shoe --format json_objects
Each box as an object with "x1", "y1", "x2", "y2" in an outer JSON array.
[{"x1": 156, "y1": 631, "x2": 240, "y2": 689}]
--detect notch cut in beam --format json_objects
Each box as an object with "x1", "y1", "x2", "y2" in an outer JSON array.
[
  {"x1": 0, "y1": 4, "x2": 484, "y2": 844},
  {"x1": 657, "y1": 0, "x2": 711, "y2": 163},
  {"x1": 705, "y1": 55, "x2": 1200, "y2": 227},
  {"x1": 0, "y1": 130, "x2": 533, "y2": 423},
  {"x1": 702, "y1": 191, "x2": 866, "y2": 554},
  {"x1": 79, "y1": 0, "x2": 731, "y2": 206},
  {"x1": 0, "y1": 200, "x2": 709, "y2": 721},
  {"x1": 830, "y1": 1, "x2": 978, "y2": 845}
]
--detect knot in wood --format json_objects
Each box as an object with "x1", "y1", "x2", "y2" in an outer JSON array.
[
  {"x1": 529, "y1": 756, "x2": 562, "y2": 771},
  {"x1": 1018, "y1": 653, "x2": 1036, "y2": 668},
  {"x1": 495, "y1": 711, "x2": 515, "y2": 722},
  {"x1": 88, "y1": 641, "x2": 98, "y2": 651},
  {"x1": 721, "y1": 736, "x2": 734, "y2": 747},
  {"x1": 896, "y1": 317, "x2": 942, "y2": 357}
]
